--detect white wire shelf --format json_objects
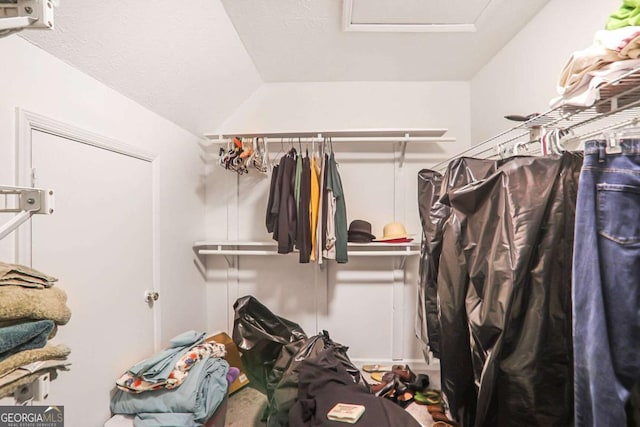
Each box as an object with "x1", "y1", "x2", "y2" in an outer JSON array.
[
  {"x1": 204, "y1": 128, "x2": 447, "y2": 141},
  {"x1": 201, "y1": 129, "x2": 455, "y2": 168},
  {"x1": 432, "y1": 66, "x2": 640, "y2": 171},
  {"x1": 193, "y1": 240, "x2": 420, "y2": 258}
]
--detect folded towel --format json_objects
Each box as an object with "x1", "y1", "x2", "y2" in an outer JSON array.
[
  {"x1": 607, "y1": 0, "x2": 640, "y2": 30},
  {"x1": 0, "y1": 344, "x2": 70, "y2": 377},
  {"x1": 0, "y1": 262, "x2": 57, "y2": 288},
  {"x1": 556, "y1": 27, "x2": 640, "y2": 97},
  {"x1": 0, "y1": 320, "x2": 58, "y2": 340},
  {"x1": 0, "y1": 286, "x2": 71, "y2": 325},
  {"x1": 0, "y1": 320, "x2": 54, "y2": 362},
  {"x1": 0, "y1": 278, "x2": 48, "y2": 289}
]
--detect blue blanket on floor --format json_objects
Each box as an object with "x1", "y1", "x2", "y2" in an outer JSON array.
[
  {"x1": 127, "y1": 330, "x2": 206, "y2": 383},
  {"x1": 0, "y1": 320, "x2": 54, "y2": 362},
  {"x1": 111, "y1": 356, "x2": 229, "y2": 426}
]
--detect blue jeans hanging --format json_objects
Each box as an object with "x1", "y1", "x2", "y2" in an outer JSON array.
[{"x1": 573, "y1": 139, "x2": 640, "y2": 426}]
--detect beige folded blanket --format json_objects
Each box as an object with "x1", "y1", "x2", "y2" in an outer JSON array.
[
  {"x1": 0, "y1": 262, "x2": 57, "y2": 288},
  {"x1": 0, "y1": 286, "x2": 71, "y2": 325},
  {"x1": 0, "y1": 344, "x2": 71, "y2": 378}
]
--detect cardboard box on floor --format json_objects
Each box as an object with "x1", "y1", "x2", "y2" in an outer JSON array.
[{"x1": 206, "y1": 332, "x2": 250, "y2": 394}]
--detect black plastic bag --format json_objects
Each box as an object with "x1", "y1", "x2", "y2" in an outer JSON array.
[
  {"x1": 267, "y1": 331, "x2": 367, "y2": 427},
  {"x1": 232, "y1": 296, "x2": 307, "y2": 393}
]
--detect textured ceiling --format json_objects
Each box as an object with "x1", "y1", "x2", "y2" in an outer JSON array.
[
  {"x1": 21, "y1": 0, "x2": 262, "y2": 135},
  {"x1": 17, "y1": 0, "x2": 550, "y2": 135},
  {"x1": 222, "y1": 0, "x2": 550, "y2": 81}
]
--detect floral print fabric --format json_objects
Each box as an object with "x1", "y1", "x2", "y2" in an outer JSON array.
[{"x1": 116, "y1": 341, "x2": 226, "y2": 393}]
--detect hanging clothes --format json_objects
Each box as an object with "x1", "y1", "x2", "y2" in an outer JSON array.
[
  {"x1": 269, "y1": 156, "x2": 287, "y2": 240},
  {"x1": 321, "y1": 153, "x2": 333, "y2": 259},
  {"x1": 294, "y1": 153, "x2": 303, "y2": 226},
  {"x1": 297, "y1": 154, "x2": 312, "y2": 263},
  {"x1": 572, "y1": 140, "x2": 640, "y2": 427},
  {"x1": 276, "y1": 151, "x2": 297, "y2": 254},
  {"x1": 326, "y1": 152, "x2": 348, "y2": 263},
  {"x1": 309, "y1": 157, "x2": 321, "y2": 262},
  {"x1": 415, "y1": 170, "x2": 446, "y2": 360},
  {"x1": 266, "y1": 164, "x2": 280, "y2": 234},
  {"x1": 437, "y1": 153, "x2": 582, "y2": 427},
  {"x1": 437, "y1": 157, "x2": 501, "y2": 427}
]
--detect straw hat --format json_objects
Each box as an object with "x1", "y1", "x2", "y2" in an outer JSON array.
[{"x1": 374, "y1": 222, "x2": 414, "y2": 243}]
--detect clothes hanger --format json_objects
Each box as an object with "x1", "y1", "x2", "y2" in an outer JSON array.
[
  {"x1": 271, "y1": 138, "x2": 285, "y2": 168},
  {"x1": 603, "y1": 121, "x2": 640, "y2": 153},
  {"x1": 547, "y1": 129, "x2": 559, "y2": 154},
  {"x1": 540, "y1": 129, "x2": 551, "y2": 155},
  {"x1": 497, "y1": 141, "x2": 507, "y2": 159},
  {"x1": 513, "y1": 141, "x2": 528, "y2": 155},
  {"x1": 558, "y1": 128, "x2": 580, "y2": 151},
  {"x1": 253, "y1": 137, "x2": 269, "y2": 174}
]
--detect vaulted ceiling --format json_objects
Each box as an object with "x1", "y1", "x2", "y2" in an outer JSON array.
[{"x1": 20, "y1": 0, "x2": 550, "y2": 135}]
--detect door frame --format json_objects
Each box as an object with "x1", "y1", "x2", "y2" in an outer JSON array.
[{"x1": 15, "y1": 108, "x2": 162, "y2": 349}]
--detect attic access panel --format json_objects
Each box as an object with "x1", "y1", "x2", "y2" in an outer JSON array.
[{"x1": 344, "y1": 0, "x2": 493, "y2": 32}]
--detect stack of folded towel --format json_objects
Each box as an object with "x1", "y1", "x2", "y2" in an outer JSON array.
[
  {"x1": 110, "y1": 331, "x2": 233, "y2": 427},
  {"x1": 0, "y1": 262, "x2": 71, "y2": 399},
  {"x1": 552, "y1": 5, "x2": 640, "y2": 109}
]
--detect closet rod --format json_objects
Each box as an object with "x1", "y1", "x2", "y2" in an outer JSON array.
[
  {"x1": 203, "y1": 136, "x2": 456, "y2": 144},
  {"x1": 198, "y1": 249, "x2": 420, "y2": 257},
  {"x1": 206, "y1": 128, "x2": 447, "y2": 139},
  {"x1": 430, "y1": 66, "x2": 640, "y2": 172}
]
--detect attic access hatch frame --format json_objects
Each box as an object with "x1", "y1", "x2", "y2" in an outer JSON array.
[
  {"x1": 342, "y1": 0, "x2": 488, "y2": 33},
  {"x1": 0, "y1": 185, "x2": 55, "y2": 241},
  {"x1": 0, "y1": 0, "x2": 56, "y2": 34}
]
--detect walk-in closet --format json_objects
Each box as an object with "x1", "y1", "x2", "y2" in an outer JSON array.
[{"x1": 0, "y1": 0, "x2": 638, "y2": 426}]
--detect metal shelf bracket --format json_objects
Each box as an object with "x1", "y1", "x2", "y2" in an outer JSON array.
[{"x1": 0, "y1": 186, "x2": 54, "y2": 241}]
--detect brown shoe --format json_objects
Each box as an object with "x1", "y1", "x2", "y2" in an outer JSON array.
[
  {"x1": 426, "y1": 404, "x2": 444, "y2": 414},
  {"x1": 431, "y1": 411, "x2": 458, "y2": 426},
  {"x1": 391, "y1": 364, "x2": 415, "y2": 383}
]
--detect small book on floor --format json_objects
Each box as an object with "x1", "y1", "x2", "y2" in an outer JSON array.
[{"x1": 327, "y1": 403, "x2": 366, "y2": 424}]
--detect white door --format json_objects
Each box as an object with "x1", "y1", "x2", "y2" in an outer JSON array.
[{"x1": 30, "y1": 130, "x2": 156, "y2": 426}]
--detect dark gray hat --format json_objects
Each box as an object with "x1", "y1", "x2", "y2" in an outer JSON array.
[{"x1": 348, "y1": 220, "x2": 376, "y2": 243}]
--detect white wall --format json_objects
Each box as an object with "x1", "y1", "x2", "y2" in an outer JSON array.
[
  {"x1": 0, "y1": 34, "x2": 207, "y2": 415},
  {"x1": 470, "y1": 0, "x2": 620, "y2": 143},
  {"x1": 203, "y1": 81, "x2": 470, "y2": 366},
  {"x1": 212, "y1": 81, "x2": 471, "y2": 239}
]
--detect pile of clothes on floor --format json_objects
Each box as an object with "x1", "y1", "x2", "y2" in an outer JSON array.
[
  {"x1": 552, "y1": 1, "x2": 640, "y2": 108},
  {"x1": 0, "y1": 262, "x2": 71, "y2": 399},
  {"x1": 232, "y1": 295, "x2": 428, "y2": 427},
  {"x1": 110, "y1": 330, "x2": 238, "y2": 427}
]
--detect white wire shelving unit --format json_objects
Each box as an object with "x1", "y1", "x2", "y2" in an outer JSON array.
[
  {"x1": 193, "y1": 240, "x2": 420, "y2": 267},
  {"x1": 201, "y1": 128, "x2": 456, "y2": 167},
  {"x1": 432, "y1": 66, "x2": 640, "y2": 171}
]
